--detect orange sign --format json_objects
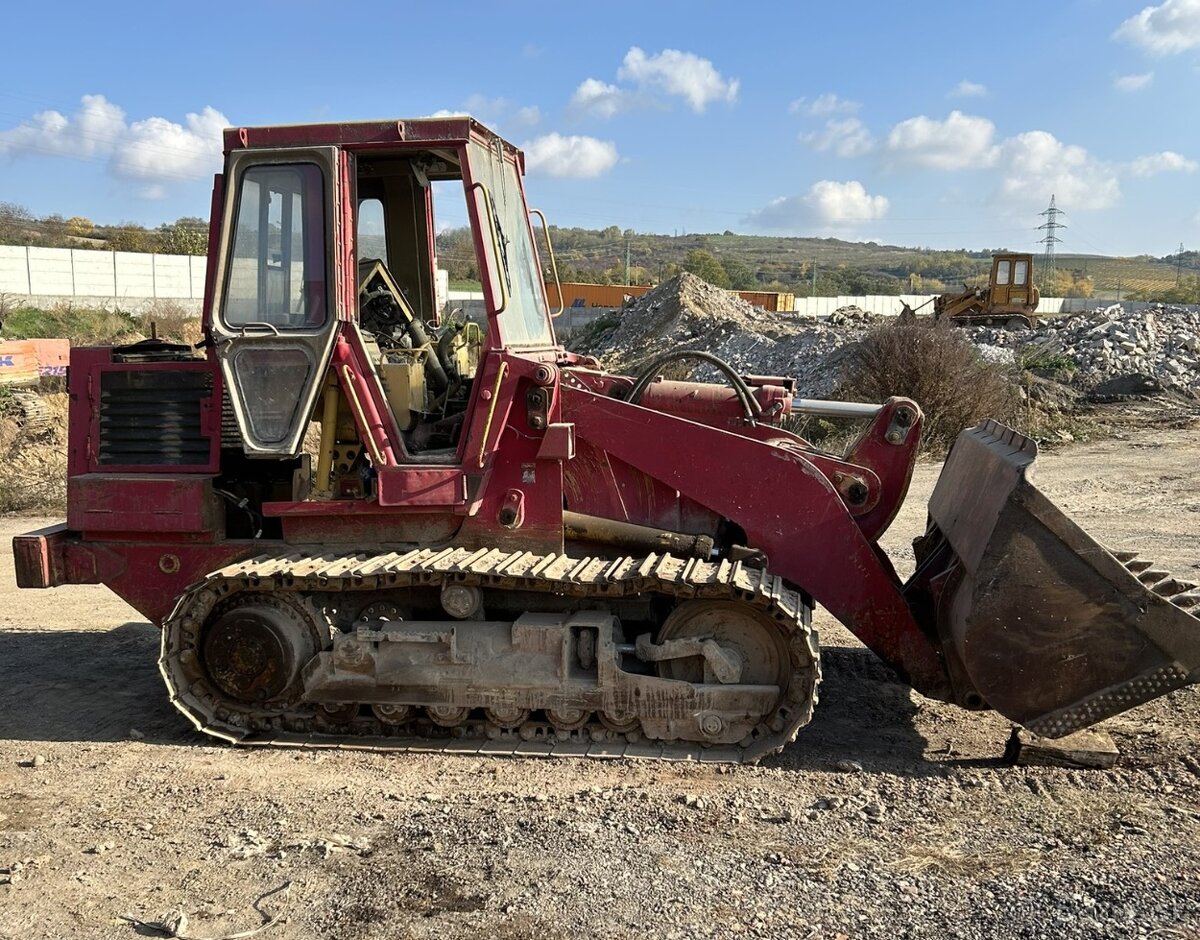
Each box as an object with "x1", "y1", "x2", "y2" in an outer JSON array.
[{"x1": 0, "y1": 339, "x2": 70, "y2": 385}]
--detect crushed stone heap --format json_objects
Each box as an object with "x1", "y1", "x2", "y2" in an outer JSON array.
[
  {"x1": 572, "y1": 275, "x2": 1199, "y2": 402},
  {"x1": 966, "y1": 303, "x2": 1200, "y2": 395},
  {"x1": 574, "y1": 273, "x2": 877, "y2": 399}
]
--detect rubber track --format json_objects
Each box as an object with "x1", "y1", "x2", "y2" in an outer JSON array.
[{"x1": 159, "y1": 547, "x2": 820, "y2": 764}]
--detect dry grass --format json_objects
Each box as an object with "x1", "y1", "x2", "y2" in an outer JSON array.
[
  {"x1": 3, "y1": 303, "x2": 141, "y2": 346},
  {"x1": 142, "y1": 300, "x2": 203, "y2": 347},
  {"x1": 0, "y1": 392, "x2": 69, "y2": 513},
  {"x1": 839, "y1": 320, "x2": 1021, "y2": 454},
  {"x1": 890, "y1": 841, "x2": 1041, "y2": 878}
]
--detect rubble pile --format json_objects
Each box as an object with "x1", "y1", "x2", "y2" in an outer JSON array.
[
  {"x1": 575, "y1": 273, "x2": 875, "y2": 398},
  {"x1": 574, "y1": 275, "x2": 1199, "y2": 404},
  {"x1": 968, "y1": 303, "x2": 1200, "y2": 396}
]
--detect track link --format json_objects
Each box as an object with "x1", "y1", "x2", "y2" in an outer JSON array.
[{"x1": 159, "y1": 548, "x2": 820, "y2": 763}]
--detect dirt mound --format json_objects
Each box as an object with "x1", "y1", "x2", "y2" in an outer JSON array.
[
  {"x1": 575, "y1": 272, "x2": 764, "y2": 370},
  {"x1": 572, "y1": 273, "x2": 876, "y2": 398}
]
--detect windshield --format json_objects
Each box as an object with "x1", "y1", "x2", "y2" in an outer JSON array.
[{"x1": 467, "y1": 139, "x2": 553, "y2": 347}]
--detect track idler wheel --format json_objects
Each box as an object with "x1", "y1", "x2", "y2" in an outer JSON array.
[
  {"x1": 201, "y1": 599, "x2": 319, "y2": 705},
  {"x1": 547, "y1": 707, "x2": 591, "y2": 732}
]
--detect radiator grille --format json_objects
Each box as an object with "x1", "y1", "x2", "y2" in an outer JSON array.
[{"x1": 98, "y1": 370, "x2": 213, "y2": 466}]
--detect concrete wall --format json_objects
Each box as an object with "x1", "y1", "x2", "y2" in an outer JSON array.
[
  {"x1": 0, "y1": 245, "x2": 207, "y2": 307},
  {"x1": 5, "y1": 246, "x2": 1196, "y2": 323}
]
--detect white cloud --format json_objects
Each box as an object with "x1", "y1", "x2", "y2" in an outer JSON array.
[
  {"x1": 113, "y1": 106, "x2": 227, "y2": 182},
  {"x1": 463, "y1": 95, "x2": 509, "y2": 123},
  {"x1": 434, "y1": 98, "x2": 540, "y2": 133},
  {"x1": 949, "y1": 80, "x2": 988, "y2": 98},
  {"x1": 617, "y1": 47, "x2": 738, "y2": 112},
  {"x1": 745, "y1": 180, "x2": 888, "y2": 232},
  {"x1": 997, "y1": 131, "x2": 1119, "y2": 210},
  {"x1": 885, "y1": 110, "x2": 998, "y2": 170},
  {"x1": 569, "y1": 78, "x2": 629, "y2": 119},
  {"x1": 800, "y1": 118, "x2": 875, "y2": 158},
  {"x1": 789, "y1": 93, "x2": 860, "y2": 117},
  {"x1": 0, "y1": 94, "x2": 226, "y2": 193},
  {"x1": 1128, "y1": 150, "x2": 1198, "y2": 175},
  {"x1": 1114, "y1": 0, "x2": 1200, "y2": 54},
  {"x1": 1114, "y1": 71, "x2": 1155, "y2": 91},
  {"x1": 522, "y1": 133, "x2": 618, "y2": 178},
  {"x1": 511, "y1": 106, "x2": 542, "y2": 129},
  {"x1": 0, "y1": 94, "x2": 126, "y2": 158}
]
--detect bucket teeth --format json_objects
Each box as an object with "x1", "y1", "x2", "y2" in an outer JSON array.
[
  {"x1": 1116, "y1": 549, "x2": 1200, "y2": 613},
  {"x1": 1152, "y1": 578, "x2": 1194, "y2": 597}
]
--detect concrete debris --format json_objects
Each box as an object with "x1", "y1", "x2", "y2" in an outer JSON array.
[
  {"x1": 1006, "y1": 727, "x2": 1120, "y2": 770},
  {"x1": 967, "y1": 302, "x2": 1200, "y2": 396},
  {"x1": 228, "y1": 828, "x2": 372, "y2": 860},
  {"x1": 575, "y1": 275, "x2": 1199, "y2": 403}
]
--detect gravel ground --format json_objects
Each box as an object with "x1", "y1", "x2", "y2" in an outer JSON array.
[{"x1": 1, "y1": 423, "x2": 1199, "y2": 940}]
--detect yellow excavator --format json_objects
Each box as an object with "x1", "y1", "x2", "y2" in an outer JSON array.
[{"x1": 902, "y1": 253, "x2": 1041, "y2": 329}]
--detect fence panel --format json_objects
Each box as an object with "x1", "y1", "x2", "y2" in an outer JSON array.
[
  {"x1": 73, "y1": 252, "x2": 116, "y2": 296},
  {"x1": 0, "y1": 245, "x2": 30, "y2": 294},
  {"x1": 27, "y1": 247, "x2": 74, "y2": 295}
]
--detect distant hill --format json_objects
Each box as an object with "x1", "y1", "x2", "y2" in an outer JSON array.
[{"x1": 438, "y1": 224, "x2": 1199, "y2": 301}]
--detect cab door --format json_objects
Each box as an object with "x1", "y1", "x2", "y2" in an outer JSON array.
[
  {"x1": 991, "y1": 256, "x2": 1013, "y2": 307},
  {"x1": 209, "y1": 147, "x2": 342, "y2": 457}
]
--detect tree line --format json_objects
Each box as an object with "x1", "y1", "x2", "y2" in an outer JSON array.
[{"x1": 0, "y1": 202, "x2": 208, "y2": 256}]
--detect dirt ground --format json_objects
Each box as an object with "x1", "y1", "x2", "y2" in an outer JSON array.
[{"x1": 1, "y1": 422, "x2": 1199, "y2": 940}]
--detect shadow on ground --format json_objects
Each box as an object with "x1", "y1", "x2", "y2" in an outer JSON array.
[
  {"x1": 0, "y1": 622, "x2": 197, "y2": 744},
  {"x1": 768, "y1": 645, "x2": 978, "y2": 777}
]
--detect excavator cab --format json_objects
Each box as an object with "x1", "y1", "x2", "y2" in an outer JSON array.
[
  {"x1": 987, "y1": 252, "x2": 1039, "y2": 318},
  {"x1": 206, "y1": 120, "x2": 559, "y2": 522}
]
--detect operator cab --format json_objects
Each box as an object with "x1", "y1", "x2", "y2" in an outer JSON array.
[{"x1": 206, "y1": 118, "x2": 557, "y2": 506}]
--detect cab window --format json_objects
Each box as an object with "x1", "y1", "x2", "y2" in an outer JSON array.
[
  {"x1": 357, "y1": 197, "x2": 388, "y2": 267},
  {"x1": 224, "y1": 164, "x2": 327, "y2": 329},
  {"x1": 995, "y1": 260, "x2": 1011, "y2": 286},
  {"x1": 1013, "y1": 260, "x2": 1028, "y2": 286}
]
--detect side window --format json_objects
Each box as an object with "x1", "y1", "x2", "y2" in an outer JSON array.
[
  {"x1": 995, "y1": 260, "x2": 1011, "y2": 286},
  {"x1": 357, "y1": 197, "x2": 388, "y2": 267},
  {"x1": 224, "y1": 164, "x2": 327, "y2": 329},
  {"x1": 1013, "y1": 260, "x2": 1028, "y2": 286}
]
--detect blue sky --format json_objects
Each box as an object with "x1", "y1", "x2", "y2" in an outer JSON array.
[{"x1": 1, "y1": 0, "x2": 1198, "y2": 255}]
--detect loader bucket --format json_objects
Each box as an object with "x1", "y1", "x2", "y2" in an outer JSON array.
[{"x1": 918, "y1": 420, "x2": 1200, "y2": 737}]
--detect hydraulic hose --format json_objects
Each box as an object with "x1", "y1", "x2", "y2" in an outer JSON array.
[{"x1": 626, "y1": 349, "x2": 762, "y2": 422}]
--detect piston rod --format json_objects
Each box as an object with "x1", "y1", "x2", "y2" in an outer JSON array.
[{"x1": 791, "y1": 398, "x2": 882, "y2": 418}]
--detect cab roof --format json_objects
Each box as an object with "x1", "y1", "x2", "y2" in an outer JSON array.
[{"x1": 221, "y1": 116, "x2": 517, "y2": 157}]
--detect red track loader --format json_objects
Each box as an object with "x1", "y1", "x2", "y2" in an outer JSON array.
[{"x1": 13, "y1": 118, "x2": 1199, "y2": 761}]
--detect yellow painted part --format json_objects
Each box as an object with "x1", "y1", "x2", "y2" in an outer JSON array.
[{"x1": 314, "y1": 378, "x2": 340, "y2": 498}]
